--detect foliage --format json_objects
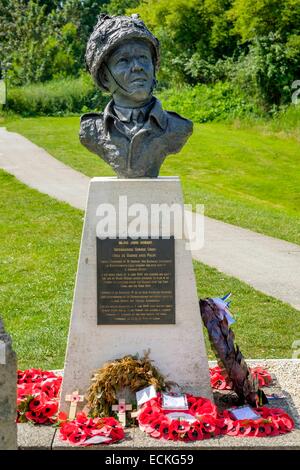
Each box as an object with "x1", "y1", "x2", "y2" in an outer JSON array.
[
  {"x1": 105, "y1": 0, "x2": 140, "y2": 15},
  {"x1": 6, "y1": 74, "x2": 108, "y2": 116},
  {"x1": 130, "y1": 0, "x2": 300, "y2": 107},
  {"x1": 129, "y1": 0, "x2": 237, "y2": 85},
  {"x1": 228, "y1": 0, "x2": 300, "y2": 43},
  {"x1": 0, "y1": 0, "x2": 108, "y2": 85},
  {"x1": 158, "y1": 82, "x2": 260, "y2": 122},
  {"x1": 1, "y1": 0, "x2": 300, "y2": 108},
  {"x1": 86, "y1": 352, "x2": 171, "y2": 417}
]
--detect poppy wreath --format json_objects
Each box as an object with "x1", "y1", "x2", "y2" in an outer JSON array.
[
  {"x1": 17, "y1": 369, "x2": 62, "y2": 424},
  {"x1": 209, "y1": 366, "x2": 272, "y2": 390},
  {"x1": 58, "y1": 411, "x2": 125, "y2": 446},
  {"x1": 137, "y1": 394, "x2": 294, "y2": 441}
]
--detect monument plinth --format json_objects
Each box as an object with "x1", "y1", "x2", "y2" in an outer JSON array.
[{"x1": 59, "y1": 177, "x2": 212, "y2": 412}]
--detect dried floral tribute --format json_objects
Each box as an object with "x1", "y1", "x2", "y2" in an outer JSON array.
[{"x1": 86, "y1": 352, "x2": 172, "y2": 417}]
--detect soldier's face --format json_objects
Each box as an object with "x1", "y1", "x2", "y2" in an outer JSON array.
[{"x1": 105, "y1": 39, "x2": 155, "y2": 105}]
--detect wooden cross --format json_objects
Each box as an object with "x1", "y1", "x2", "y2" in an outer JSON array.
[
  {"x1": 112, "y1": 398, "x2": 132, "y2": 427},
  {"x1": 65, "y1": 390, "x2": 84, "y2": 420}
]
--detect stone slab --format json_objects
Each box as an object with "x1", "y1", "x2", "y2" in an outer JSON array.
[
  {"x1": 17, "y1": 424, "x2": 56, "y2": 450},
  {"x1": 60, "y1": 177, "x2": 212, "y2": 414}
]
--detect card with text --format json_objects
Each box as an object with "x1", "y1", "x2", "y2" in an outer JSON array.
[
  {"x1": 136, "y1": 385, "x2": 157, "y2": 406},
  {"x1": 161, "y1": 393, "x2": 189, "y2": 410},
  {"x1": 229, "y1": 406, "x2": 261, "y2": 421}
]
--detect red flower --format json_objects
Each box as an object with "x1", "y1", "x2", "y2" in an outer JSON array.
[
  {"x1": 29, "y1": 397, "x2": 46, "y2": 413},
  {"x1": 149, "y1": 418, "x2": 163, "y2": 438},
  {"x1": 42, "y1": 401, "x2": 58, "y2": 418},
  {"x1": 158, "y1": 420, "x2": 171, "y2": 440},
  {"x1": 187, "y1": 423, "x2": 203, "y2": 441},
  {"x1": 168, "y1": 421, "x2": 180, "y2": 441},
  {"x1": 67, "y1": 430, "x2": 86, "y2": 445},
  {"x1": 58, "y1": 411, "x2": 68, "y2": 423},
  {"x1": 251, "y1": 367, "x2": 272, "y2": 387}
]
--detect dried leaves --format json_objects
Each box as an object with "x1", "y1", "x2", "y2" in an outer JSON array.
[{"x1": 86, "y1": 351, "x2": 171, "y2": 417}]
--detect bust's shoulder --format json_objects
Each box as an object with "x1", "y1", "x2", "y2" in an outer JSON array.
[
  {"x1": 79, "y1": 112, "x2": 105, "y2": 141},
  {"x1": 165, "y1": 110, "x2": 193, "y2": 135},
  {"x1": 80, "y1": 112, "x2": 104, "y2": 126}
]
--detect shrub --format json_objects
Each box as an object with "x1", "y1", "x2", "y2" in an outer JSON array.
[
  {"x1": 157, "y1": 82, "x2": 261, "y2": 123},
  {"x1": 7, "y1": 74, "x2": 109, "y2": 116}
]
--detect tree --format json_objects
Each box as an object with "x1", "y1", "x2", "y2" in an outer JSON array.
[
  {"x1": 106, "y1": 0, "x2": 140, "y2": 15},
  {"x1": 0, "y1": 0, "x2": 109, "y2": 85},
  {"x1": 129, "y1": 0, "x2": 236, "y2": 85},
  {"x1": 228, "y1": 0, "x2": 300, "y2": 106},
  {"x1": 228, "y1": 0, "x2": 300, "y2": 43}
]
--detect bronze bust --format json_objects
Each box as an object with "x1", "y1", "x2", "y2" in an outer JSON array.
[{"x1": 80, "y1": 14, "x2": 193, "y2": 178}]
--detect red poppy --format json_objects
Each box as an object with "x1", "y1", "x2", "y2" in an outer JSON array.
[
  {"x1": 67, "y1": 430, "x2": 86, "y2": 445},
  {"x1": 251, "y1": 367, "x2": 272, "y2": 387},
  {"x1": 60, "y1": 421, "x2": 77, "y2": 436},
  {"x1": 58, "y1": 411, "x2": 68, "y2": 423},
  {"x1": 42, "y1": 401, "x2": 58, "y2": 418},
  {"x1": 149, "y1": 418, "x2": 163, "y2": 438},
  {"x1": 187, "y1": 423, "x2": 203, "y2": 441},
  {"x1": 29, "y1": 397, "x2": 46, "y2": 412},
  {"x1": 168, "y1": 421, "x2": 180, "y2": 441},
  {"x1": 159, "y1": 420, "x2": 171, "y2": 439},
  {"x1": 226, "y1": 422, "x2": 241, "y2": 436}
]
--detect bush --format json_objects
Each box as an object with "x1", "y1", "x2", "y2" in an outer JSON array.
[
  {"x1": 158, "y1": 82, "x2": 262, "y2": 123},
  {"x1": 7, "y1": 74, "x2": 109, "y2": 116}
]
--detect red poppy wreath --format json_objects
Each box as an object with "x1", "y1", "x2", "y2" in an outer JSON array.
[
  {"x1": 137, "y1": 393, "x2": 294, "y2": 441},
  {"x1": 209, "y1": 366, "x2": 272, "y2": 390},
  {"x1": 58, "y1": 412, "x2": 124, "y2": 446}
]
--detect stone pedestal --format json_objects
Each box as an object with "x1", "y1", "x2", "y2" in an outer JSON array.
[
  {"x1": 60, "y1": 177, "x2": 212, "y2": 412},
  {"x1": 0, "y1": 318, "x2": 17, "y2": 450}
]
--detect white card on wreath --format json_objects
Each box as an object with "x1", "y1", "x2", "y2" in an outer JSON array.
[
  {"x1": 166, "y1": 412, "x2": 196, "y2": 423},
  {"x1": 162, "y1": 393, "x2": 189, "y2": 410},
  {"x1": 229, "y1": 406, "x2": 261, "y2": 421},
  {"x1": 136, "y1": 385, "x2": 157, "y2": 406}
]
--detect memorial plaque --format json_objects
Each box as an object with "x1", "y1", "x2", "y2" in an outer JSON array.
[{"x1": 97, "y1": 237, "x2": 175, "y2": 324}]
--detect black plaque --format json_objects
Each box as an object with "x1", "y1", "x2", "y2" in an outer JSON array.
[{"x1": 97, "y1": 237, "x2": 175, "y2": 324}]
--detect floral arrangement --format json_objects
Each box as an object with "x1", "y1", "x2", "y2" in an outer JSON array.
[
  {"x1": 16, "y1": 366, "x2": 294, "y2": 445},
  {"x1": 210, "y1": 365, "x2": 272, "y2": 390},
  {"x1": 137, "y1": 393, "x2": 294, "y2": 441},
  {"x1": 17, "y1": 369, "x2": 62, "y2": 424},
  {"x1": 58, "y1": 411, "x2": 124, "y2": 446},
  {"x1": 87, "y1": 352, "x2": 172, "y2": 417}
]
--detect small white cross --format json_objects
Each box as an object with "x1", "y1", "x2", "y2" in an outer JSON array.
[
  {"x1": 65, "y1": 390, "x2": 84, "y2": 420},
  {"x1": 112, "y1": 398, "x2": 132, "y2": 427}
]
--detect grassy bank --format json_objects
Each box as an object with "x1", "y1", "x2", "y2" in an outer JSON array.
[
  {"x1": 0, "y1": 169, "x2": 299, "y2": 368},
  {"x1": 3, "y1": 115, "x2": 300, "y2": 245}
]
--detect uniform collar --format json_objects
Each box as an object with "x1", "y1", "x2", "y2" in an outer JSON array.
[{"x1": 103, "y1": 97, "x2": 168, "y2": 134}]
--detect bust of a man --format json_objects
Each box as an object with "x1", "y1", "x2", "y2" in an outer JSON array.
[{"x1": 80, "y1": 14, "x2": 193, "y2": 178}]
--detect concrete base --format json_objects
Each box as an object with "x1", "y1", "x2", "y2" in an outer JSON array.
[{"x1": 60, "y1": 177, "x2": 212, "y2": 413}]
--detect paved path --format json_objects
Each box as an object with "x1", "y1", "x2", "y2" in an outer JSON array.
[{"x1": 1, "y1": 127, "x2": 299, "y2": 310}]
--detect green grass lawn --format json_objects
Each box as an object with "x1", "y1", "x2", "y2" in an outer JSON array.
[
  {"x1": 3, "y1": 115, "x2": 300, "y2": 245},
  {"x1": 0, "y1": 169, "x2": 298, "y2": 369}
]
